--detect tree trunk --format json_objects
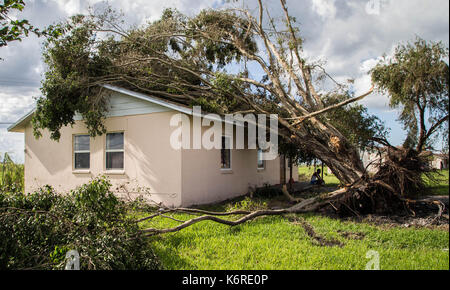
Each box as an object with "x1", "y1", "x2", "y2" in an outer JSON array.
[
  {"x1": 321, "y1": 152, "x2": 365, "y2": 185},
  {"x1": 292, "y1": 125, "x2": 366, "y2": 185}
]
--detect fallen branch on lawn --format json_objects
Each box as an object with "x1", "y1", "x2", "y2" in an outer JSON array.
[
  {"x1": 140, "y1": 188, "x2": 348, "y2": 236},
  {"x1": 281, "y1": 184, "x2": 305, "y2": 203},
  {"x1": 136, "y1": 208, "x2": 253, "y2": 223}
]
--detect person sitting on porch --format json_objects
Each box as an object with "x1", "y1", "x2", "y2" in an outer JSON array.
[{"x1": 310, "y1": 169, "x2": 324, "y2": 185}]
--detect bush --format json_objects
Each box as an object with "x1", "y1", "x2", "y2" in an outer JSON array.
[
  {"x1": 0, "y1": 153, "x2": 24, "y2": 193},
  {"x1": 0, "y1": 176, "x2": 160, "y2": 270},
  {"x1": 226, "y1": 196, "x2": 268, "y2": 212}
]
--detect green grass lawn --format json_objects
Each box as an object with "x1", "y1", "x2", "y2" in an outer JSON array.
[
  {"x1": 140, "y1": 206, "x2": 448, "y2": 270},
  {"x1": 424, "y1": 169, "x2": 449, "y2": 196},
  {"x1": 138, "y1": 167, "x2": 449, "y2": 270}
]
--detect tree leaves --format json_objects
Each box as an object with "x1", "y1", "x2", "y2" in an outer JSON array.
[
  {"x1": 0, "y1": 0, "x2": 41, "y2": 49},
  {"x1": 371, "y1": 37, "x2": 449, "y2": 151}
]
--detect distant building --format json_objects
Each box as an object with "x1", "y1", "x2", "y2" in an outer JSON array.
[
  {"x1": 360, "y1": 147, "x2": 387, "y2": 174},
  {"x1": 360, "y1": 147, "x2": 449, "y2": 173},
  {"x1": 430, "y1": 153, "x2": 449, "y2": 170}
]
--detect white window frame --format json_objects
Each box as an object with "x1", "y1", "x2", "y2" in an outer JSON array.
[
  {"x1": 221, "y1": 135, "x2": 232, "y2": 171},
  {"x1": 105, "y1": 132, "x2": 125, "y2": 171},
  {"x1": 73, "y1": 134, "x2": 90, "y2": 171},
  {"x1": 257, "y1": 148, "x2": 265, "y2": 170}
]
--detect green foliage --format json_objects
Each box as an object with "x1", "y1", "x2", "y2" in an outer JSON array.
[
  {"x1": 33, "y1": 7, "x2": 256, "y2": 140},
  {"x1": 371, "y1": 37, "x2": 449, "y2": 151},
  {"x1": 0, "y1": 153, "x2": 23, "y2": 193},
  {"x1": 187, "y1": 9, "x2": 257, "y2": 68},
  {"x1": 0, "y1": 176, "x2": 160, "y2": 270},
  {"x1": 225, "y1": 196, "x2": 268, "y2": 212},
  {"x1": 33, "y1": 15, "x2": 111, "y2": 140},
  {"x1": 279, "y1": 140, "x2": 317, "y2": 165},
  {"x1": 0, "y1": 0, "x2": 41, "y2": 50}
]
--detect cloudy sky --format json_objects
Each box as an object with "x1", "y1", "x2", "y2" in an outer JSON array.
[{"x1": 0, "y1": 0, "x2": 449, "y2": 163}]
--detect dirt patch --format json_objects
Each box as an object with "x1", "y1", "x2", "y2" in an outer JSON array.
[
  {"x1": 320, "y1": 195, "x2": 449, "y2": 230},
  {"x1": 287, "y1": 216, "x2": 344, "y2": 247},
  {"x1": 346, "y1": 214, "x2": 449, "y2": 231},
  {"x1": 337, "y1": 230, "x2": 366, "y2": 240},
  {"x1": 267, "y1": 198, "x2": 291, "y2": 209}
]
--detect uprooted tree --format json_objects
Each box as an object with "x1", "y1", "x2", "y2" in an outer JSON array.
[{"x1": 32, "y1": 1, "x2": 448, "y2": 232}]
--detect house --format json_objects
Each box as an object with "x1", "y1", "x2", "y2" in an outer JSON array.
[
  {"x1": 360, "y1": 148, "x2": 386, "y2": 174},
  {"x1": 8, "y1": 85, "x2": 298, "y2": 207},
  {"x1": 430, "y1": 153, "x2": 449, "y2": 170}
]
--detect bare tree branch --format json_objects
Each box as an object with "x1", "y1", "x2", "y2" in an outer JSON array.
[{"x1": 290, "y1": 86, "x2": 374, "y2": 125}]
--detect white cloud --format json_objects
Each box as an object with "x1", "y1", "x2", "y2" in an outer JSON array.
[
  {"x1": 311, "y1": 0, "x2": 337, "y2": 18},
  {"x1": 0, "y1": 89, "x2": 36, "y2": 123},
  {"x1": 0, "y1": 129, "x2": 24, "y2": 164}
]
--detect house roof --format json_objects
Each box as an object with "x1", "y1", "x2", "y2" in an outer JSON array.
[
  {"x1": 102, "y1": 84, "x2": 193, "y2": 115},
  {"x1": 7, "y1": 108, "x2": 36, "y2": 133},
  {"x1": 7, "y1": 84, "x2": 237, "y2": 133}
]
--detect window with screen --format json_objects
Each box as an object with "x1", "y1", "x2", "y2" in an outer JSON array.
[
  {"x1": 106, "y1": 132, "x2": 124, "y2": 170},
  {"x1": 74, "y1": 135, "x2": 90, "y2": 170},
  {"x1": 221, "y1": 136, "x2": 231, "y2": 170}
]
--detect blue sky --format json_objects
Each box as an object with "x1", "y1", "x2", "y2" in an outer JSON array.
[{"x1": 0, "y1": 0, "x2": 449, "y2": 163}]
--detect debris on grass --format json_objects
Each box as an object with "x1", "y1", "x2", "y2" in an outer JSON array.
[{"x1": 287, "y1": 215, "x2": 344, "y2": 247}]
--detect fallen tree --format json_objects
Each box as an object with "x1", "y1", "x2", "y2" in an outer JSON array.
[{"x1": 32, "y1": 0, "x2": 448, "y2": 228}]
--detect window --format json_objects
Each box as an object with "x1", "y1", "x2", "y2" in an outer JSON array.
[
  {"x1": 106, "y1": 132, "x2": 124, "y2": 170},
  {"x1": 257, "y1": 149, "x2": 265, "y2": 170},
  {"x1": 221, "y1": 136, "x2": 231, "y2": 170},
  {"x1": 74, "y1": 135, "x2": 90, "y2": 170}
]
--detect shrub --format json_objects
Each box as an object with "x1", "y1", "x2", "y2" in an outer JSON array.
[
  {"x1": 0, "y1": 176, "x2": 160, "y2": 270},
  {"x1": 0, "y1": 153, "x2": 24, "y2": 193},
  {"x1": 226, "y1": 196, "x2": 268, "y2": 212}
]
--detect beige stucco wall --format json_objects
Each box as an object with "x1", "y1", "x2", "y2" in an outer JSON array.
[
  {"x1": 23, "y1": 110, "x2": 297, "y2": 207},
  {"x1": 24, "y1": 111, "x2": 182, "y2": 207},
  {"x1": 181, "y1": 147, "x2": 283, "y2": 206},
  {"x1": 180, "y1": 117, "x2": 298, "y2": 206}
]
